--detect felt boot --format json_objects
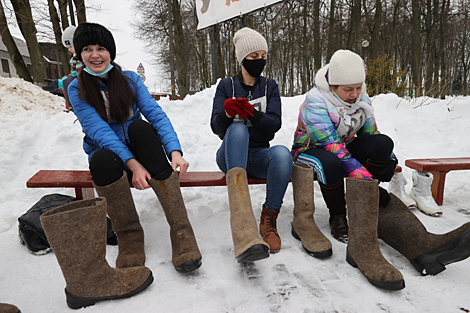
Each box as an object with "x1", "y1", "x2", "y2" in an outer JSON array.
[
  {"x1": 93, "y1": 172, "x2": 145, "y2": 268},
  {"x1": 226, "y1": 167, "x2": 269, "y2": 263},
  {"x1": 291, "y1": 163, "x2": 332, "y2": 258},
  {"x1": 40, "y1": 198, "x2": 153, "y2": 309},
  {"x1": 346, "y1": 178, "x2": 405, "y2": 290},
  {"x1": 0, "y1": 303, "x2": 20, "y2": 313},
  {"x1": 149, "y1": 171, "x2": 202, "y2": 272},
  {"x1": 259, "y1": 206, "x2": 281, "y2": 253},
  {"x1": 319, "y1": 180, "x2": 348, "y2": 243},
  {"x1": 378, "y1": 194, "x2": 470, "y2": 275}
]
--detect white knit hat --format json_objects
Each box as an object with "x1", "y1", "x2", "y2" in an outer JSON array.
[
  {"x1": 233, "y1": 28, "x2": 268, "y2": 64},
  {"x1": 61, "y1": 26, "x2": 76, "y2": 47},
  {"x1": 328, "y1": 50, "x2": 365, "y2": 85}
]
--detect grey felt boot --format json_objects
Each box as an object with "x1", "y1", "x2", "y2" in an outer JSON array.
[
  {"x1": 378, "y1": 194, "x2": 470, "y2": 275},
  {"x1": 93, "y1": 172, "x2": 145, "y2": 268},
  {"x1": 0, "y1": 303, "x2": 21, "y2": 313},
  {"x1": 149, "y1": 171, "x2": 202, "y2": 272},
  {"x1": 40, "y1": 198, "x2": 153, "y2": 309},
  {"x1": 226, "y1": 167, "x2": 269, "y2": 263},
  {"x1": 291, "y1": 163, "x2": 332, "y2": 258},
  {"x1": 346, "y1": 178, "x2": 405, "y2": 290}
]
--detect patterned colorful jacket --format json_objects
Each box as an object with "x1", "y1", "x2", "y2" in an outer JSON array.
[{"x1": 291, "y1": 65, "x2": 382, "y2": 179}]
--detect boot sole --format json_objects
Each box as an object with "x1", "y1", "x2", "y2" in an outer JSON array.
[
  {"x1": 346, "y1": 250, "x2": 405, "y2": 290},
  {"x1": 236, "y1": 244, "x2": 270, "y2": 263},
  {"x1": 291, "y1": 223, "x2": 332, "y2": 259},
  {"x1": 175, "y1": 257, "x2": 203, "y2": 273},
  {"x1": 65, "y1": 272, "x2": 154, "y2": 309},
  {"x1": 411, "y1": 227, "x2": 470, "y2": 276}
]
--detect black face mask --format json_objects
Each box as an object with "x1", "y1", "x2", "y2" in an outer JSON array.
[{"x1": 243, "y1": 58, "x2": 266, "y2": 78}]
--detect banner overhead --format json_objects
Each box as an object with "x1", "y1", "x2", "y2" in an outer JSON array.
[{"x1": 196, "y1": 0, "x2": 283, "y2": 30}]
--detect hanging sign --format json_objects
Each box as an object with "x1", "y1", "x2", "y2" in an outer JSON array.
[{"x1": 195, "y1": 0, "x2": 283, "y2": 30}]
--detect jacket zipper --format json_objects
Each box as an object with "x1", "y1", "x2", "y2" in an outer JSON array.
[{"x1": 121, "y1": 123, "x2": 130, "y2": 146}]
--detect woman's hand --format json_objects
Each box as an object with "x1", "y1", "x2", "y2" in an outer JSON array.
[
  {"x1": 125, "y1": 158, "x2": 151, "y2": 190},
  {"x1": 170, "y1": 151, "x2": 189, "y2": 174}
]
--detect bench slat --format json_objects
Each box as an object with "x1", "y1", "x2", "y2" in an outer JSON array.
[
  {"x1": 405, "y1": 157, "x2": 470, "y2": 172},
  {"x1": 26, "y1": 170, "x2": 268, "y2": 189}
]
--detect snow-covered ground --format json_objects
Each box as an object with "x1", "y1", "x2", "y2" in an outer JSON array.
[{"x1": 1, "y1": 76, "x2": 470, "y2": 312}]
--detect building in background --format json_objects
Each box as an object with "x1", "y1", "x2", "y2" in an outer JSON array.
[{"x1": 1, "y1": 35, "x2": 63, "y2": 80}]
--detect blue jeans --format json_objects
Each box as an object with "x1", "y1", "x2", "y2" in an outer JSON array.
[{"x1": 216, "y1": 122, "x2": 293, "y2": 211}]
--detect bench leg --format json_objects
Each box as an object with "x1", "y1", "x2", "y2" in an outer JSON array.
[
  {"x1": 74, "y1": 187, "x2": 95, "y2": 200},
  {"x1": 429, "y1": 171, "x2": 448, "y2": 206}
]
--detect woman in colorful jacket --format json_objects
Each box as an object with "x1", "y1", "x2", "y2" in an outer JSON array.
[
  {"x1": 68, "y1": 21, "x2": 201, "y2": 287},
  {"x1": 291, "y1": 49, "x2": 470, "y2": 291},
  {"x1": 210, "y1": 27, "x2": 293, "y2": 262}
]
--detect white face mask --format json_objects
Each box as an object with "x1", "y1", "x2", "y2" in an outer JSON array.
[{"x1": 84, "y1": 64, "x2": 114, "y2": 78}]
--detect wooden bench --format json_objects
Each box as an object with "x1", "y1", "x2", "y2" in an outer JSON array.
[
  {"x1": 26, "y1": 170, "x2": 270, "y2": 199},
  {"x1": 405, "y1": 157, "x2": 470, "y2": 205}
]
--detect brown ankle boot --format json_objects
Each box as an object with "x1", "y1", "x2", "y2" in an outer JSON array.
[
  {"x1": 259, "y1": 206, "x2": 281, "y2": 253},
  {"x1": 0, "y1": 303, "x2": 20, "y2": 313},
  {"x1": 93, "y1": 172, "x2": 145, "y2": 268},
  {"x1": 346, "y1": 178, "x2": 405, "y2": 290},
  {"x1": 149, "y1": 171, "x2": 202, "y2": 272},
  {"x1": 226, "y1": 167, "x2": 269, "y2": 263},
  {"x1": 291, "y1": 163, "x2": 332, "y2": 258},
  {"x1": 40, "y1": 198, "x2": 153, "y2": 309},
  {"x1": 378, "y1": 194, "x2": 470, "y2": 275}
]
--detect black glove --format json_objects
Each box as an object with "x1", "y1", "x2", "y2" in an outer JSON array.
[
  {"x1": 42, "y1": 79, "x2": 59, "y2": 92},
  {"x1": 372, "y1": 159, "x2": 397, "y2": 182},
  {"x1": 379, "y1": 186, "x2": 391, "y2": 207}
]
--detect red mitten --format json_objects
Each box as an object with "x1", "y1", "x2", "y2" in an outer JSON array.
[
  {"x1": 236, "y1": 98, "x2": 254, "y2": 117},
  {"x1": 223, "y1": 98, "x2": 239, "y2": 117}
]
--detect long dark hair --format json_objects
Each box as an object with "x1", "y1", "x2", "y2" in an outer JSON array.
[{"x1": 78, "y1": 62, "x2": 136, "y2": 123}]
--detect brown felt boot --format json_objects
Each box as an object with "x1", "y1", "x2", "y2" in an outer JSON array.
[
  {"x1": 40, "y1": 198, "x2": 153, "y2": 309},
  {"x1": 0, "y1": 303, "x2": 20, "y2": 313},
  {"x1": 149, "y1": 171, "x2": 202, "y2": 272},
  {"x1": 93, "y1": 172, "x2": 145, "y2": 268},
  {"x1": 259, "y1": 206, "x2": 281, "y2": 253},
  {"x1": 346, "y1": 178, "x2": 405, "y2": 290},
  {"x1": 378, "y1": 194, "x2": 470, "y2": 276},
  {"x1": 226, "y1": 167, "x2": 269, "y2": 263},
  {"x1": 291, "y1": 163, "x2": 332, "y2": 258}
]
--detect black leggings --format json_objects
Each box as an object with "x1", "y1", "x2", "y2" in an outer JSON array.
[
  {"x1": 89, "y1": 119, "x2": 173, "y2": 186},
  {"x1": 301, "y1": 134, "x2": 394, "y2": 185}
]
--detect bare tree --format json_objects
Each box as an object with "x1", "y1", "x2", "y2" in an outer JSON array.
[
  {"x1": 0, "y1": 0, "x2": 32, "y2": 81},
  {"x1": 10, "y1": 0, "x2": 46, "y2": 84}
]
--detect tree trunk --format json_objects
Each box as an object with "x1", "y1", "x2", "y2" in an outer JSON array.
[
  {"x1": 0, "y1": 1, "x2": 32, "y2": 81},
  {"x1": 166, "y1": 0, "x2": 176, "y2": 98},
  {"x1": 369, "y1": 0, "x2": 381, "y2": 60},
  {"x1": 47, "y1": 0, "x2": 70, "y2": 76},
  {"x1": 57, "y1": 0, "x2": 69, "y2": 29},
  {"x1": 424, "y1": 0, "x2": 435, "y2": 95},
  {"x1": 327, "y1": 0, "x2": 336, "y2": 61},
  {"x1": 10, "y1": 0, "x2": 46, "y2": 84},
  {"x1": 439, "y1": 0, "x2": 449, "y2": 98},
  {"x1": 313, "y1": 0, "x2": 321, "y2": 71},
  {"x1": 352, "y1": 0, "x2": 362, "y2": 54},
  {"x1": 172, "y1": 0, "x2": 188, "y2": 98},
  {"x1": 411, "y1": 0, "x2": 422, "y2": 95},
  {"x1": 72, "y1": 0, "x2": 86, "y2": 23}
]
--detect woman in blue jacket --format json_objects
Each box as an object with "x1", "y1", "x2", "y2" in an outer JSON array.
[
  {"x1": 210, "y1": 28, "x2": 293, "y2": 262},
  {"x1": 69, "y1": 23, "x2": 201, "y2": 273}
]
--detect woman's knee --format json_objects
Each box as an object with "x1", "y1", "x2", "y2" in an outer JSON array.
[
  {"x1": 269, "y1": 146, "x2": 293, "y2": 173},
  {"x1": 226, "y1": 122, "x2": 249, "y2": 138},
  {"x1": 89, "y1": 149, "x2": 125, "y2": 186}
]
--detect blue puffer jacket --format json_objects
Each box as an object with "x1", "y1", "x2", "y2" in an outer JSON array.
[
  {"x1": 68, "y1": 70, "x2": 182, "y2": 163},
  {"x1": 211, "y1": 73, "x2": 282, "y2": 148}
]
